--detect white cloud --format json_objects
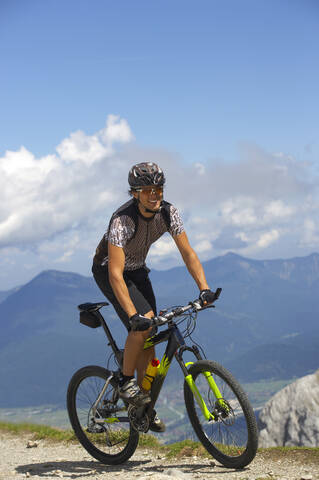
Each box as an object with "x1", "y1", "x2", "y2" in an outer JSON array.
[
  {"x1": 256, "y1": 229, "x2": 280, "y2": 248},
  {"x1": 300, "y1": 219, "x2": 319, "y2": 248},
  {"x1": 194, "y1": 162, "x2": 206, "y2": 175},
  {"x1": 148, "y1": 236, "x2": 176, "y2": 258},
  {"x1": 194, "y1": 239, "x2": 212, "y2": 253},
  {"x1": 0, "y1": 115, "x2": 134, "y2": 249},
  {"x1": 56, "y1": 130, "x2": 109, "y2": 165},
  {"x1": 101, "y1": 114, "x2": 134, "y2": 143},
  {"x1": 263, "y1": 200, "x2": 295, "y2": 222},
  {"x1": 189, "y1": 216, "x2": 209, "y2": 226},
  {"x1": 220, "y1": 198, "x2": 257, "y2": 227},
  {"x1": 0, "y1": 121, "x2": 319, "y2": 289},
  {"x1": 56, "y1": 114, "x2": 134, "y2": 165},
  {"x1": 235, "y1": 231, "x2": 249, "y2": 243}
]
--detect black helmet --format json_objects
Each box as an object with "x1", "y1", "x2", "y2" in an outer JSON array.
[{"x1": 128, "y1": 162, "x2": 165, "y2": 190}]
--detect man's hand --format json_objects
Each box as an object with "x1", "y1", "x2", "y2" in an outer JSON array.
[
  {"x1": 199, "y1": 289, "x2": 216, "y2": 306},
  {"x1": 129, "y1": 313, "x2": 152, "y2": 331}
]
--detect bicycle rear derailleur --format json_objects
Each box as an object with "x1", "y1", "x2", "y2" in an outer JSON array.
[{"x1": 128, "y1": 404, "x2": 150, "y2": 433}]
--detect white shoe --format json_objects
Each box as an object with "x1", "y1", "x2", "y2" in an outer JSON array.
[
  {"x1": 119, "y1": 378, "x2": 150, "y2": 406},
  {"x1": 149, "y1": 411, "x2": 166, "y2": 432}
]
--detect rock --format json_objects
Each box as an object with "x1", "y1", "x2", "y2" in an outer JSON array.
[
  {"x1": 26, "y1": 440, "x2": 39, "y2": 448},
  {"x1": 259, "y1": 369, "x2": 319, "y2": 447},
  {"x1": 162, "y1": 468, "x2": 189, "y2": 477}
]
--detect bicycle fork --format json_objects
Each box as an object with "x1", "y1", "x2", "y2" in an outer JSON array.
[{"x1": 184, "y1": 362, "x2": 228, "y2": 422}]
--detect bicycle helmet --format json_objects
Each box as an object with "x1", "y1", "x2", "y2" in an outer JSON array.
[{"x1": 128, "y1": 162, "x2": 165, "y2": 190}]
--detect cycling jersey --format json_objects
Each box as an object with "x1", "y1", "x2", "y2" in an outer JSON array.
[{"x1": 93, "y1": 198, "x2": 184, "y2": 270}]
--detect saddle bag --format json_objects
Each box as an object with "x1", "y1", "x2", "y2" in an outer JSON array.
[{"x1": 79, "y1": 310, "x2": 101, "y2": 328}]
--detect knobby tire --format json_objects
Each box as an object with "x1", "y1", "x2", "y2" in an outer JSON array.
[
  {"x1": 184, "y1": 360, "x2": 258, "y2": 469},
  {"x1": 67, "y1": 365, "x2": 139, "y2": 465}
]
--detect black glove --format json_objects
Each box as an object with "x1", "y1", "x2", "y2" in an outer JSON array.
[
  {"x1": 199, "y1": 289, "x2": 216, "y2": 306},
  {"x1": 129, "y1": 313, "x2": 152, "y2": 331}
]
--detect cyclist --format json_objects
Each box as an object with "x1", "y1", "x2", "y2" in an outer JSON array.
[{"x1": 92, "y1": 162, "x2": 215, "y2": 432}]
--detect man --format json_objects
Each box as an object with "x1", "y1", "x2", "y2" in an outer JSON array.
[{"x1": 92, "y1": 162, "x2": 215, "y2": 432}]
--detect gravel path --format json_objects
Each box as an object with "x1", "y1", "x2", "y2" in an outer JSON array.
[{"x1": 1, "y1": 432, "x2": 318, "y2": 480}]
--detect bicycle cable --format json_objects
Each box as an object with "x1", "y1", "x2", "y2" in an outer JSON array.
[{"x1": 175, "y1": 306, "x2": 207, "y2": 359}]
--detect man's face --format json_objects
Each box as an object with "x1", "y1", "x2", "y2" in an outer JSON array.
[{"x1": 133, "y1": 186, "x2": 164, "y2": 213}]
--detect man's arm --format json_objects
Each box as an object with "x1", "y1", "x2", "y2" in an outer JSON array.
[
  {"x1": 108, "y1": 242, "x2": 137, "y2": 318},
  {"x1": 173, "y1": 231, "x2": 210, "y2": 291}
]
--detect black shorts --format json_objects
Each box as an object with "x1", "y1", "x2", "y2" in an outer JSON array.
[{"x1": 92, "y1": 263, "x2": 157, "y2": 331}]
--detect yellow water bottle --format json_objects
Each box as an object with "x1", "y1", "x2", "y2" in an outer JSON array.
[{"x1": 142, "y1": 358, "x2": 160, "y2": 391}]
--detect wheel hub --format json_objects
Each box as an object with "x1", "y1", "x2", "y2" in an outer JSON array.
[{"x1": 213, "y1": 399, "x2": 235, "y2": 426}]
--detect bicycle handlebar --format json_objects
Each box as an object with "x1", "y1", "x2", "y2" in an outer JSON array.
[{"x1": 152, "y1": 287, "x2": 222, "y2": 327}]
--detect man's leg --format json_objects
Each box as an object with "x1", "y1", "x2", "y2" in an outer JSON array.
[
  {"x1": 122, "y1": 310, "x2": 155, "y2": 387},
  {"x1": 121, "y1": 311, "x2": 166, "y2": 432}
]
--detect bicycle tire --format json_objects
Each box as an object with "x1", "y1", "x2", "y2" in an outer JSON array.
[
  {"x1": 184, "y1": 360, "x2": 258, "y2": 469},
  {"x1": 67, "y1": 365, "x2": 139, "y2": 465}
]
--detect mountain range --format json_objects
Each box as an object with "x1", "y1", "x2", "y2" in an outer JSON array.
[{"x1": 0, "y1": 252, "x2": 318, "y2": 408}]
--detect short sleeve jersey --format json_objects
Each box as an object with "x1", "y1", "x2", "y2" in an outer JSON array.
[{"x1": 93, "y1": 199, "x2": 184, "y2": 270}]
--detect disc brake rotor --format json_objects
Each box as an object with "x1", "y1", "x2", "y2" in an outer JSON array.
[{"x1": 213, "y1": 399, "x2": 235, "y2": 426}]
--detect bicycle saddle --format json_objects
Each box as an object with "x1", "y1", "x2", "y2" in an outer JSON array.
[{"x1": 78, "y1": 302, "x2": 109, "y2": 312}]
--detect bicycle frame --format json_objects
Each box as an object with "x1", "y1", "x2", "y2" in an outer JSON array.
[{"x1": 97, "y1": 309, "x2": 224, "y2": 424}]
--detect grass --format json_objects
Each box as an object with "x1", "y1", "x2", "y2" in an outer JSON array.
[
  {"x1": 1, "y1": 421, "x2": 318, "y2": 464},
  {"x1": 257, "y1": 445, "x2": 319, "y2": 465},
  {"x1": 0, "y1": 420, "x2": 164, "y2": 448},
  {"x1": 0, "y1": 421, "x2": 76, "y2": 443},
  {"x1": 162, "y1": 438, "x2": 211, "y2": 458}
]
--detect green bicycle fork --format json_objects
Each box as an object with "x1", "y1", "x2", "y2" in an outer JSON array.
[{"x1": 185, "y1": 362, "x2": 227, "y2": 421}]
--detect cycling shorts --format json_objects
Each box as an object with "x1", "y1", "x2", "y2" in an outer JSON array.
[{"x1": 92, "y1": 263, "x2": 157, "y2": 331}]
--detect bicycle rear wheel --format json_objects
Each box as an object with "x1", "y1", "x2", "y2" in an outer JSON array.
[
  {"x1": 67, "y1": 365, "x2": 139, "y2": 464},
  {"x1": 184, "y1": 360, "x2": 258, "y2": 469}
]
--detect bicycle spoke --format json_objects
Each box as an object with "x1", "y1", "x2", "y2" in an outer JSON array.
[
  {"x1": 67, "y1": 366, "x2": 138, "y2": 464},
  {"x1": 184, "y1": 360, "x2": 258, "y2": 468}
]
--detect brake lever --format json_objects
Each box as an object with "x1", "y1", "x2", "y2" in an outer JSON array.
[
  {"x1": 192, "y1": 300, "x2": 203, "y2": 311},
  {"x1": 193, "y1": 302, "x2": 215, "y2": 311}
]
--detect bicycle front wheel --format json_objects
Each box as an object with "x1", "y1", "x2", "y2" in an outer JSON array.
[
  {"x1": 184, "y1": 360, "x2": 258, "y2": 469},
  {"x1": 67, "y1": 365, "x2": 139, "y2": 465}
]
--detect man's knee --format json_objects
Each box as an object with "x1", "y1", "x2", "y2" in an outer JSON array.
[{"x1": 128, "y1": 329, "x2": 150, "y2": 342}]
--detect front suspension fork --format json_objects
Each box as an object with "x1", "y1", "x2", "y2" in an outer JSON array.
[{"x1": 184, "y1": 361, "x2": 225, "y2": 421}]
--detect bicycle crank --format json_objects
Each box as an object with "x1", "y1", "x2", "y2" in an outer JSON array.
[{"x1": 128, "y1": 405, "x2": 150, "y2": 433}]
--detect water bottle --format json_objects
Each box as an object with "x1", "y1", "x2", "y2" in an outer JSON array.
[{"x1": 142, "y1": 358, "x2": 160, "y2": 391}]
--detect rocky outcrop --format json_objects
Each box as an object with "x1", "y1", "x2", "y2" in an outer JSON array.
[{"x1": 258, "y1": 369, "x2": 319, "y2": 447}]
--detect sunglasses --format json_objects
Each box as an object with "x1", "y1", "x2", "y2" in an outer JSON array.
[{"x1": 136, "y1": 186, "x2": 164, "y2": 195}]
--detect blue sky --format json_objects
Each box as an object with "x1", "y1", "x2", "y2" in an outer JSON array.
[{"x1": 0, "y1": 0, "x2": 319, "y2": 289}]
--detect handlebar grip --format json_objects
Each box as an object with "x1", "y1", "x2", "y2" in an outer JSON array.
[{"x1": 214, "y1": 287, "x2": 222, "y2": 300}]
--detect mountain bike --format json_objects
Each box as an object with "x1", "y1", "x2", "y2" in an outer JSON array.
[{"x1": 67, "y1": 288, "x2": 258, "y2": 469}]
